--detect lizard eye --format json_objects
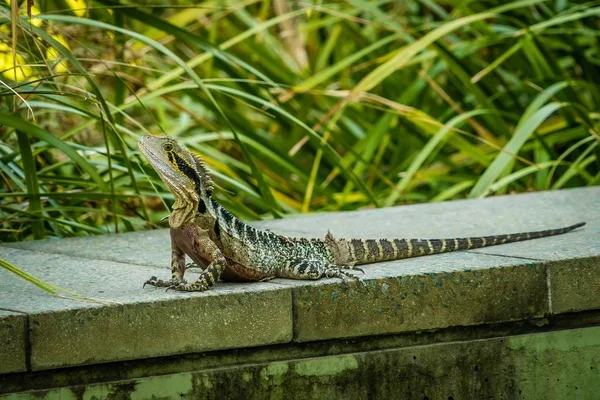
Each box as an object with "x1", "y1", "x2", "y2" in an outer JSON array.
[{"x1": 162, "y1": 143, "x2": 174, "y2": 152}]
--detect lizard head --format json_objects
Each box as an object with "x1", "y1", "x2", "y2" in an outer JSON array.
[{"x1": 138, "y1": 135, "x2": 215, "y2": 227}]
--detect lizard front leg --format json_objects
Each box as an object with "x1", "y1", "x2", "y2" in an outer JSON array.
[
  {"x1": 169, "y1": 233, "x2": 228, "y2": 292},
  {"x1": 144, "y1": 242, "x2": 187, "y2": 288}
]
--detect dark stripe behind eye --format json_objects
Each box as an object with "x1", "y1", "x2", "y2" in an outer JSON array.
[
  {"x1": 198, "y1": 199, "x2": 206, "y2": 214},
  {"x1": 214, "y1": 219, "x2": 221, "y2": 240},
  {"x1": 172, "y1": 153, "x2": 202, "y2": 195}
]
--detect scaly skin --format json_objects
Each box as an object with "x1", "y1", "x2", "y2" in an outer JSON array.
[{"x1": 139, "y1": 135, "x2": 585, "y2": 292}]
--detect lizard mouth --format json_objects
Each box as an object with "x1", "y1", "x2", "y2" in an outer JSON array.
[
  {"x1": 138, "y1": 139, "x2": 161, "y2": 168},
  {"x1": 138, "y1": 136, "x2": 167, "y2": 166},
  {"x1": 137, "y1": 135, "x2": 155, "y2": 156}
]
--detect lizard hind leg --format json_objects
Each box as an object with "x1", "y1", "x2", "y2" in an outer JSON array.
[
  {"x1": 278, "y1": 258, "x2": 361, "y2": 281},
  {"x1": 338, "y1": 261, "x2": 364, "y2": 274},
  {"x1": 278, "y1": 258, "x2": 325, "y2": 280},
  {"x1": 323, "y1": 265, "x2": 361, "y2": 281}
]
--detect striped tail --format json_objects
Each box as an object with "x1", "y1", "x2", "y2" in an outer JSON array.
[{"x1": 347, "y1": 222, "x2": 585, "y2": 265}]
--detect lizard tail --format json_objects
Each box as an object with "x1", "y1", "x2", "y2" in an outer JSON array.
[{"x1": 339, "y1": 222, "x2": 585, "y2": 265}]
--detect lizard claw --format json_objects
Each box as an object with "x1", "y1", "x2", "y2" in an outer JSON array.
[
  {"x1": 340, "y1": 262, "x2": 364, "y2": 274},
  {"x1": 143, "y1": 276, "x2": 158, "y2": 288},
  {"x1": 324, "y1": 267, "x2": 359, "y2": 280}
]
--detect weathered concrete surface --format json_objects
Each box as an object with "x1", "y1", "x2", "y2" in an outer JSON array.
[
  {"x1": 291, "y1": 254, "x2": 549, "y2": 342},
  {"x1": 0, "y1": 310, "x2": 27, "y2": 374},
  {"x1": 5, "y1": 187, "x2": 596, "y2": 265},
  {"x1": 252, "y1": 187, "x2": 596, "y2": 258},
  {"x1": 0, "y1": 187, "x2": 597, "y2": 377},
  {"x1": 2, "y1": 326, "x2": 599, "y2": 400},
  {"x1": 261, "y1": 187, "x2": 598, "y2": 341},
  {"x1": 0, "y1": 247, "x2": 292, "y2": 371},
  {"x1": 2, "y1": 228, "x2": 170, "y2": 268},
  {"x1": 549, "y1": 257, "x2": 600, "y2": 314}
]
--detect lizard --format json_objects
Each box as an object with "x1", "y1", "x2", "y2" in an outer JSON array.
[{"x1": 138, "y1": 134, "x2": 586, "y2": 292}]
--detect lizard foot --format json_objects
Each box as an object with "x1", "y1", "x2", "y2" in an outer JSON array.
[
  {"x1": 324, "y1": 266, "x2": 367, "y2": 288},
  {"x1": 143, "y1": 276, "x2": 187, "y2": 288},
  {"x1": 339, "y1": 262, "x2": 364, "y2": 274},
  {"x1": 324, "y1": 267, "x2": 360, "y2": 280},
  {"x1": 165, "y1": 271, "x2": 217, "y2": 292},
  {"x1": 166, "y1": 281, "x2": 209, "y2": 292}
]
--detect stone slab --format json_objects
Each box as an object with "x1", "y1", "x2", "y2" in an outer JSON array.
[
  {"x1": 4, "y1": 187, "x2": 597, "y2": 266},
  {"x1": 0, "y1": 187, "x2": 597, "y2": 369},
  {"x1": 2, "y1": 325, "x2": 599, "y2": 400},
  {"x1": 0, "y1": 247, "x2": 292, "y2": 371},
  {"x1": 0, "y1": 311, "x2": 27, "y2": 374},
  {"x1": 2, "y1": 229, "x2": 169, "y2": 268},
  {"x1": 259, "y1": 187, "x2": 597, "y2": 341},
  {"x1": 548, "y1": 256, "x2": 600, "y2": 314},
  {"x1": 462, "y1": 187, "x2": 598, "y2": 261}
]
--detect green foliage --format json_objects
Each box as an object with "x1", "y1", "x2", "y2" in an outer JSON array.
[{"x1": 0, "y1": 0, "x2": 598, "y2": 242}]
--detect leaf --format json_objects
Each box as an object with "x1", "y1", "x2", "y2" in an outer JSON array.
[
  {"x1": 352, "y1": 12, "x2": 497, "y2": 95},
  {"x1": 470, "y1": 102, "x2": 565, "y2": 198},
  {"x1": 0, "y1": 112, "x2": 108, "y2": 191},
  {"x1": 39, "y1": 12, "x2": 282, "y2": 216},
  {"x1": 295, "y1": 33, "x2": 402, "y2": 93},
  {"x1": 0, "y1": 257, "x2": 122, "y2": 304},
  {"x1": 385, "y1": 109, "x2": 492, "y2": 206}
]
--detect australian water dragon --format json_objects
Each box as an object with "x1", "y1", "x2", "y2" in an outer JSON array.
[{"x1": 139, "y1": 135, "x2": 585, "y2": 292}]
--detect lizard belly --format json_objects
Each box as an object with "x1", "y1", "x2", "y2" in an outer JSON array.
[
  {"x1": 173, "y1": 223, "x2": 273, "y2": 282},
  {"x1": 216, "y1": 230, "x2": 274, "y2": 281},
  {"x1": 221, "y1": 258, "x2": 271, "y2": 282},
  {"x1": 184, "y1": 243, "x2": 267, "y2": 281},
  {"x1": 186, "y1": 253, "x2": 267, "y2": 282}
]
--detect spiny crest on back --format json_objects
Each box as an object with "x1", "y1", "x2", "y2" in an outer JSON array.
[{"x1": 191, "y1": 153, "x2": 215, "y2": 196}]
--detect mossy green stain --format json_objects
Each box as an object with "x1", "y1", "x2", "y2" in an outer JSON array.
[
  {"x1": 330, "y1": 290, "x2": 340, "y2": 302},
  {"x1": 197, "y1": 374, "x2": 214, "y2": 390},
  {"x1": 261, "y1": 362, "x2": 289, "y2": 379},
  {"x1": 133, "y1": 374, "x2": 194, "y2": 398},
  {"x1": 380, "y1": 282, "x2": 390, "y2": 293},
  {"x1": 506, "y1": 326, "x2": 600, "y2": 400},
  {"x1": 294, "y1": 354, "x2": 358, "y2": 377},
  {"x1": 432, "y1": 276, "x2": 443, "y2": 287},
  {"x1": 507, "y1": 326, "x2": 600, "y2": 353}
]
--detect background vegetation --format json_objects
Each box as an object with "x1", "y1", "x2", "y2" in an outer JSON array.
[{"x1": 0, "y1": 0, "x2": 598, "y2": 243}]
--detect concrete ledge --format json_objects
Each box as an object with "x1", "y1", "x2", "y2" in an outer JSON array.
[
  {"x1": 0, "y1": 311, "x2": 27, "y2": 374},
  {"x1": 292, "y1": 257, "x2": 549, "y2": 342},
  {"x1": 548, "y1": 257, "x2": 600, "y2": 314},
  {"x1": 0, "y1": 187, "x2": 598, "y2": 375},
  {"x1": 0, "y1": 248, "x2": 292, "y2": 371}
]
